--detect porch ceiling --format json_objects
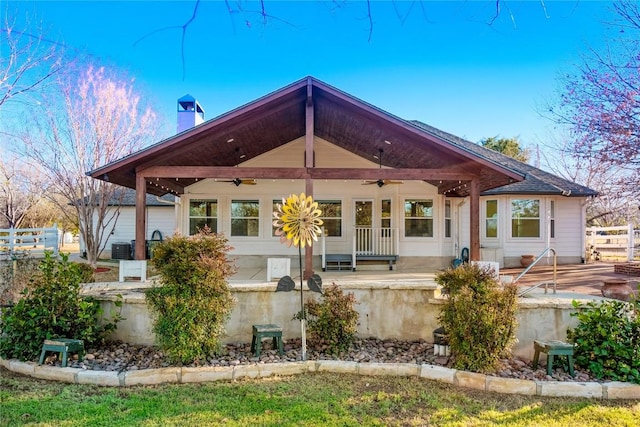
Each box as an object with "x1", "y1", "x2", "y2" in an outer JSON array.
[{"x1": 89, "y1": 77, "x2": 523, "y2": 197}]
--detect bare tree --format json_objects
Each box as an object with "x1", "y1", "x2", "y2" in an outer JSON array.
[
  {"x1": 540, "y1": 133, "x2": 638, "y2": 226},
  {"x1": 0, "y1": 154, "x2": 49, "y2": 229},
  {"x1": 549, "y1": 0, "x2": 640, "y2": 195},
  {"x1": 0, "y1": 11, "x2": 65, "y2": 109},
  {"x1": 16, "y1": 65, "x2": 157, "y2": 266}
]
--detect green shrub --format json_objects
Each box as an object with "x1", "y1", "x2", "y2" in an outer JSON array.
[
  {"x1": 567, "y1": 298, "x2": 639, "y2": 384},
  {"x1": 146, "y1": 228, "x2": 236, "y2": 364},
  {"x1": 436, "y1": 263, "x2": 518, "y2": 373},
  {"x1": 296, "y1": 283, "x2": 359, "y2": 355},
  {"x1": 0, "y1": 252, "x2": 121, "y2": 361}
]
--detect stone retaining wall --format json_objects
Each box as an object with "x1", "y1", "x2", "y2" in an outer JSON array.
[
  {"x1": 92, "y1": 282, "x2": 587, "y2": 360},
  {"x1": 2, "y1": 357, "x2": 638, "y2": 399}
]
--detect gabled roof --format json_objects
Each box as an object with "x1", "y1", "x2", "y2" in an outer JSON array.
[
  {"x1": 88, "y1": 76, "x2": 594, "y2": 198},
  {"x1": 410, "y1": 121, "x2": 598, "y2": 197}
]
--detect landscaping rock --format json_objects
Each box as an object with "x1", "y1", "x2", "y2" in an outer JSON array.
[{"x1": 60, "y1": 338, "x2": 598, "y2": 382}]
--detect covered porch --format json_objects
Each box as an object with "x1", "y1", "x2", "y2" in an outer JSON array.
[{"x1": 88, "y1": 76, "x2": 524, "y2": 276}]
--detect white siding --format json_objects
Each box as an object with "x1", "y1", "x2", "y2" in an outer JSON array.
[
  {"x1": 478, "y1": 195, "x2": 586, "y2": 267},
  {"x1": 84, "y1": 206, "x2": 176, "y2": 258},
  {"x1": 550, "y1": 197, "x2": 585, "y2": 257}
]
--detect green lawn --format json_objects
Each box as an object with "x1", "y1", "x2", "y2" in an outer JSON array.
[{"x1": 1, "y1": 368, "x2": 638, "y2": 427}]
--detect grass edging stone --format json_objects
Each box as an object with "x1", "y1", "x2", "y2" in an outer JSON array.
[
  {"x1": 357, "y1": 362, "x2": 420, "y2": 377},
  {"x1": 180, "y1": 366, "x2": 234, "y2": 383},
  {"x1": 3, "y1": 357, "x2": 639, "y2": 400},
  {"x1": 124, "y1": 367, "x2": 181, "y2": 386},
  {"x1": 76, "y1": 369, "x2": 122, "y2": 386},
  {"x1": 537, "y1": 381, "x2": 604, "y2": 398}
]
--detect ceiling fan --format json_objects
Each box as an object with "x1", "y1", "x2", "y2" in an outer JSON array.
[
  {"x1": 362, "y1": 148, "x2": 403, "y2": 187},
  {"x1": 218, "y1": 147, "x2": 257, "y2": 186}
]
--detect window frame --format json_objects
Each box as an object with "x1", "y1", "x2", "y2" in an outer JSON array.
[
  {"x1": 230, "y1": 199, "x2": 260, "y2": 237},
  {"x1": 444, "y1": 200, "x2": 452, "y2": 239},
  {"x1": 188, "y1": 199, "x2": 218, "y2": 235},
  {"x1": 317, "y1": 200, "x2": 342, "y2": 237},
  {"x1": 381, "y1": 199, "x2": 392, "y2": 229},
  {"x1": 510, "y1": 198, "x2": 541, "y2": 239},
  {"x1": 485, "y1": 199, "x2": 498, "y2": 239},
  {"x1": 403, "y1": 198, "x2": 434, "y2": 238}
]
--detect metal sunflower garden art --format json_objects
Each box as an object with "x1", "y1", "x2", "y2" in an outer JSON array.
[{"x1": 273, "y1": 193, "x2": 323, "y2": 360}]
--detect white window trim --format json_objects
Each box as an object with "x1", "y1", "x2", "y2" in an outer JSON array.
[
  {"x1": 187, "y1": 197, "x2": 218, "y2": 236},
  {"x1": 230, "y1": 199, "x2": 261, "y2": 238},
  {"x1": 318, "y1": 199, "x2": 344, "y2": 238},
  {"x1": 444, "y1": 199, "x2": 452, "y2": 240},
  {"x1": 508, "y1": 197, "x2": 544, "y2": 242},
  {"x1": 483, "y1": 199, "x2": 499, "y2": 241},
  {"x1": 403, "y1": 198, "x2": 435, "y2": 239}
]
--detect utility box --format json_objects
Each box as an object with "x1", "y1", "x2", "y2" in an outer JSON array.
[{"x1": 111, "y1": 242, "x2": 132, "y2": 260}]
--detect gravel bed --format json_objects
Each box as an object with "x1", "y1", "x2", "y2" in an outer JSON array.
[{"x1": 49, "y1": 338, "x2": 598, "y2": 382}]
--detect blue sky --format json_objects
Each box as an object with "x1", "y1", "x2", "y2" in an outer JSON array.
[{"x1": 5, "y1": 1, "x2": 615, "y2": 150}]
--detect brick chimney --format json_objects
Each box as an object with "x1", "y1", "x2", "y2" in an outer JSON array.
[{"x1": 177, "y1": 94, "x2": 204, "y2": 133}]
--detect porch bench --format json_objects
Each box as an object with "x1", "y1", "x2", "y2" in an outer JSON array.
[
  {"x1": 323, "y1": 254, "x2": 352, "y2": 271},
  {"x1": 354, "y1": 254, "x2": 399, "y2": 271},
  {"x1": 39, "y1": 338, "x2": 84, "y2": 368}
]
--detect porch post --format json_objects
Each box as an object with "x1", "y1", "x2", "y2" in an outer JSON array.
[
  {"x1": 304, "y1": 78, "x2": 314, "y2": 279},
  {"x1": 469, "y1": 177, "x2": 480, "y2": 261},
  {"x1": 135, "y1": 173, "x2": 147, "y2": 260}
]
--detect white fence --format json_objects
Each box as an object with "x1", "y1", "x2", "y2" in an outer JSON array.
[
  {"x1": 586, "y1": 224, "x2": 638, "y2": 262},
  {"x1": 0, "y1": 225, "x2": 59, "y2": 259}
]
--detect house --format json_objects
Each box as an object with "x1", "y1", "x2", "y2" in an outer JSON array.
[
  {"x1": 88, "y1": 76, "x2": 597, "y2": 272},
  {"x1": 78, "y1": 190, "x2": 176, "y2": 260}
]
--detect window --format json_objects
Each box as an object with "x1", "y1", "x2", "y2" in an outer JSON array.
[
  {"x1": 511, "y1": 199, "x2": 540, "y2": 238},
  {"x1": 317, "y1": 200, "x2": 342, "y2": 237},
  {"x1": 189, "y1": 199, "x2": 217, "y2": 235},
  {"x1": 444, "y1": 200, "x2": 452, "y2": 238},
  {"x1": 231, "y1": 200, "x2": 259, "y2": 237},
  {"x1": 404, "y1": 199, "x2": 433, "y2": 237},
  {"x1": 550, "y1": 200, "x2": 555, "y2": 239},
  {"x1": 485, "y1": 199, "x2": 498, "y2": 238},
  {"x1": 381, "y1": 199, "x2": 391, "y2": 228}
]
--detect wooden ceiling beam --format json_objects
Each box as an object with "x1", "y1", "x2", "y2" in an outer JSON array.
[
  {"x1": 311, "y1": 168, "x2": 476, "y2": 181},
  {"x1": 138, "y1": 166, "x2": 309, "y2": 179},
  {"x1": 138, "y1": 165, "x2": 477, "y2": 181}
]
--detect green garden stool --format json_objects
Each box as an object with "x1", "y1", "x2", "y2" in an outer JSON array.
[
  {"x1": 251, "y1": 324, "x2": 284, "y2": 357},
  {"x1": 39, "y1": 338, "x2": 84, "y2": 368},
  {"x1": 532, "y1": 340, "x2": 575, "y2": 377}
]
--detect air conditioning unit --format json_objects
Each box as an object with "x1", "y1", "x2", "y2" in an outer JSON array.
[{"x1": 112, "y1": 242, "x2": 132, "y2": 260}]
